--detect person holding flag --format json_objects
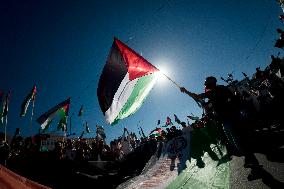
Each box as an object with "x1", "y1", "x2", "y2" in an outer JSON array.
[{"x1": 180, "y1": 76, "x2": 263, "y2": 180}]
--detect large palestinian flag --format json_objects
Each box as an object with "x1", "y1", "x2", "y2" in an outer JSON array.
[
  {"x1": 97, "y1": 38, "x2": 159, "y2": 125},
  {"x1": 36, "y1": 98, "x2": 70, "y2": 130}
]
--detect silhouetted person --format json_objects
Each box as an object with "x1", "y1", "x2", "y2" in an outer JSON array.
[
  {"x1": 270, "y1": 55, "x2": 284, "y2": 77},
  {"x1": 180, "y1": 76, "x2": 263, "y2": 179}
]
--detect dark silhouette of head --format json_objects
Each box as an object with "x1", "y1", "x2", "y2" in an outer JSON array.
[{"x1": 204, "y1": 76, "x2": 217, "y2": 90}]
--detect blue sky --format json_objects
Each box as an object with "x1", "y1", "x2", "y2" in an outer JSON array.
[{"x1": 0, "y1": 0, "x2": 282, "y2": 143}]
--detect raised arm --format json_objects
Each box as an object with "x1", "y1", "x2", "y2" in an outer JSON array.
[{"x1": 180, "y1": 87, "x2": 206, "y2": 101}]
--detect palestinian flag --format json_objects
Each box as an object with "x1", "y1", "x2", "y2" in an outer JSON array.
[
  {"x1": 79, "y1": 131, "x2": 85, "y2": 139},
  {"x1": 187, "y1": 115, "x2": 200, "y2": 121},
  {"x1": 57, "y1": 113, "x2": 67, "y2": 131},
  {"x1": 85, "y1": 122, "x2": 90, "y2": 133},
  {"x1": 37, "y1": 98, "x2": 70, "y2": 130},
  {"x1": 174, "y1": 114, "x2": 181, "y2": 124},
  {"x1": 20, "y1": 85, "x2": 36, "y2": 117},
  {"x1": 140, "y1": 127, "x2": 146, "y2": 138},
  {"x1": 1, "y1": 90, "x2": 11, "y2": 125},
  {"x1": 97, "y1": 38, "x2": 159, "y2": 125},
  {"x1": 0, "y1": 91, "x2": 3, "y2": 124},
  {"x1": 78, "y1": 105, "x2": 83, "y2": 116},
  {"x1": 149, "y1": 128, "x2": 162, "y2": 137},
  {"x1": 163, "y1": 116, "x2": 173, "y2": 127},
  {"x1": 96, "y1": 125, "x2": 106, "y2": 139}
]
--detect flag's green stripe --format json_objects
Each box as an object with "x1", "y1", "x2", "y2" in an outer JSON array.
[
  {"x1": 112, "y1": 73, "x2": 156, "y2": 125},
  {"x1": 57, "y1": 108, "x2": 67, "y2": 118}
]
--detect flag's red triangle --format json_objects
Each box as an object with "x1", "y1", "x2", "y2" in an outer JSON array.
[{"x1": 114, "y1": 38, "x2": 159, "y2": 81}]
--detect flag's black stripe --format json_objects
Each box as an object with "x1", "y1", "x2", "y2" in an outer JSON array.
[
  {"x1": 37, "y1": 98, "x2": 70, "y2": 124},
  {"x1": 97, "y1": 42, "x2": 128, "y2": 114}
]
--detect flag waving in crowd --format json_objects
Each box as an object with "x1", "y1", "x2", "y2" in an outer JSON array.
[
  {"x1": 0, "y1": 91, "x2": 4, "y2": 125},
  {"x1": 174, "y1": 114, "x2": 181, "y2": 124},
  {"x1": 1, "y1": 90, "x2": 11, "y2": 125},
  {"x1": 97, "y1": 38, "x2": 160, "y2": 125},
  {"x1": 20, "y1": 85, "x2": 36, "y2": 117},
  {"x1": 187, "y1": 115, "x2": 200, "y2": 121},
  {"x1": 37, "y1": 98, "x2": 70, "y2": 130},
  {"x1": 85, "y1": 122, "x2": 90, "y2": 133},
  {"x1": 96, "y1": 125, "x2": 106, "y2": 140},
  {"x1": 78, "y1": 105, "x2": 84, "y2": 117},
  {"x1": 163, "y1": 116, "x2": 173, "y2": 127},
  {"x1": 149, "y1": 127, "x2": 162, "y2": 137}
]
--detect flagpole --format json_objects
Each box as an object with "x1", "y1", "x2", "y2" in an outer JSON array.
[
  {"x1": 162, "y1": 72, "x2": 205, "y2": 110},
  {"x1": 69, "y1": 113, "x2": 74, "y2": 136},
  {"x1": 30, "y1": 99, "x2": 35, "y2": 136},
  {"x1": 162, "y1": 73, "x2": 181, "y2": 88}
]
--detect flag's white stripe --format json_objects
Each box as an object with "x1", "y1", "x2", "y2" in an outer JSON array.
[
  {"x1": 40, "y1": 110, "x2": 59, "y2": 129},
  {"x1": 119, "y1": 74, "x2": 157, "y2": 120},
  {"x1": 40, "y1": 118, "x2": 51, "y2": 129},
  {"x1": 105, "y1": 73, "x2": 138, "y2": 124}
]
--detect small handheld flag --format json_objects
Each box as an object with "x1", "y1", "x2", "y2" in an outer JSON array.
[
  {"x1": 187, "y1": 115, "x2": 200, "y2": 121},
  {"x1": 163, "y1": 116, "x2": 173, "y2": 127},
  {"x1": 78, "y1": 105, "x2": 84, "y2": 117},
  {"x1": 20, "y1": 85, "x2": 36, "y2": 117},
  {"x1": 1, "y1": 90, "x2": 11, "y2": 125},
  {"x1": 85, "y1": 122, "x2": 90, "y2": 133},
  {"x1": 174, "y1": 114, "x2": 181, "y2": 124}
]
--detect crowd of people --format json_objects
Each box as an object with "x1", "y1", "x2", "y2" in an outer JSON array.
[
  {"x1": 0, "y1": 56, "x2": 283, "y2": 165},
  {"x1": 1, "y1": 14, "x2": 284, "y2": 188}
]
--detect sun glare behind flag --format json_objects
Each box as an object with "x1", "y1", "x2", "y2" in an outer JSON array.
[
  {"x1": 37, "y1": 98, "x2": 70, "y2": 130},
  {"x1": 97, "y1": 38, "x2": 159, "y2": 125}
]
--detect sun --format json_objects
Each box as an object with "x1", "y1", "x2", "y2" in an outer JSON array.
[{"x1": 156, "y1": 65, "x2": 169, "y2": 83}]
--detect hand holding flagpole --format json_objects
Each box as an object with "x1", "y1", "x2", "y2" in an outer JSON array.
[{"x1": 160, "y1": 71, "x2": 204, "y2": 108}]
